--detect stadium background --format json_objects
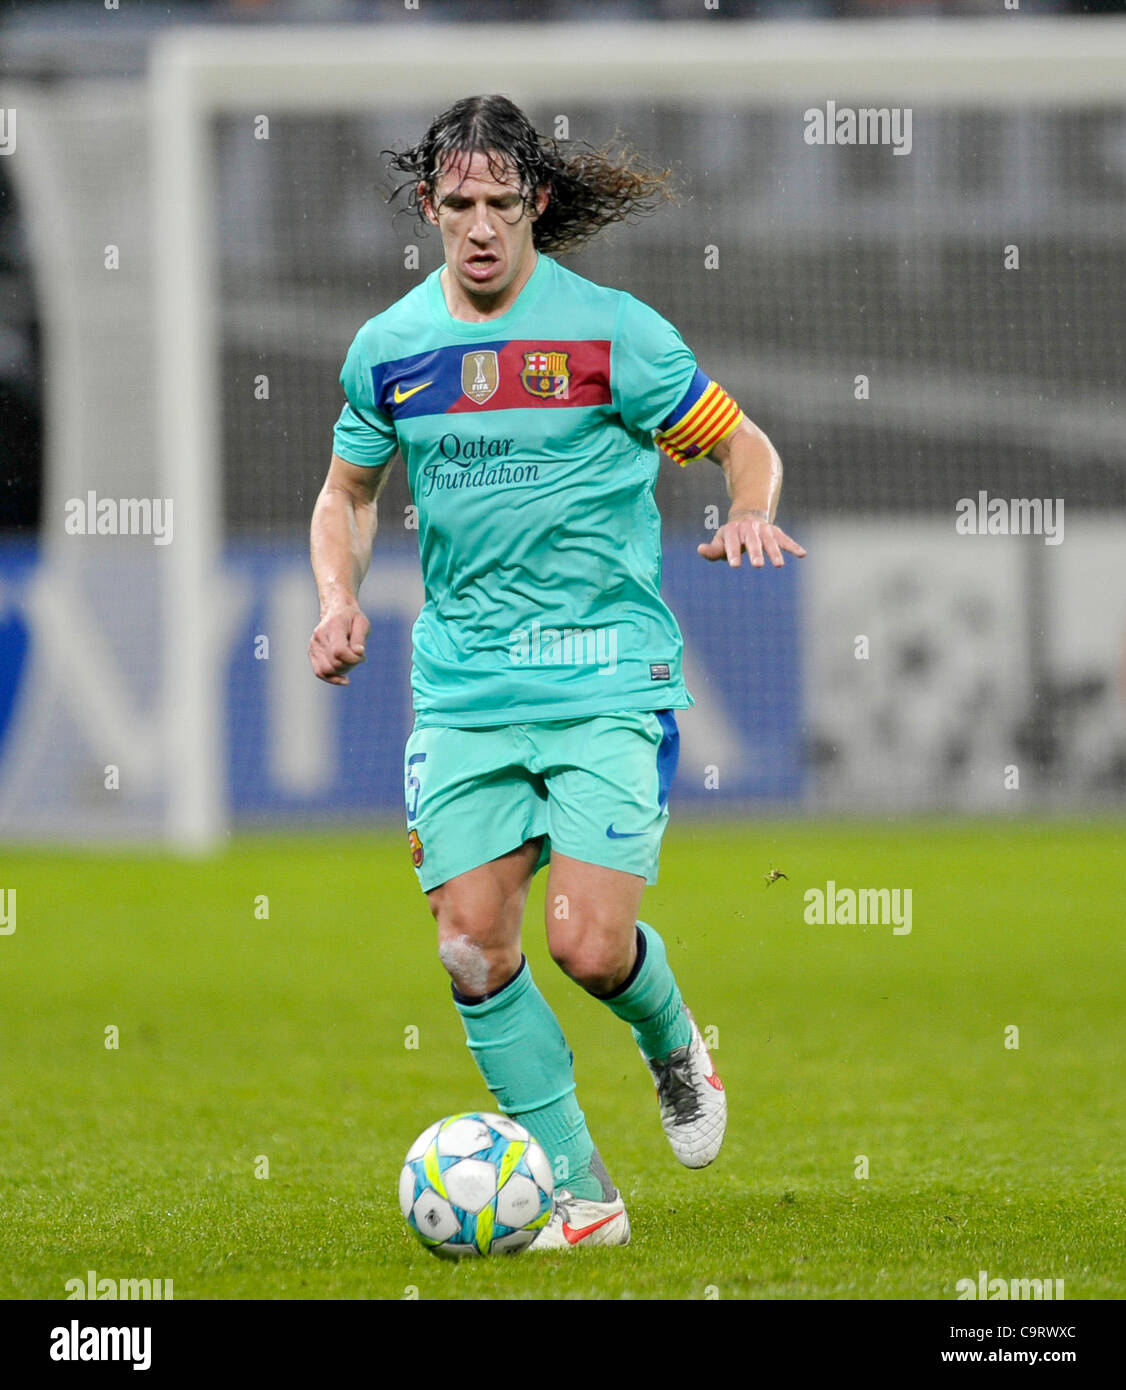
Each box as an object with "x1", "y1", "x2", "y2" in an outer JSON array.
[
  {"x1": 1, "y1": 0, "x2": 1124, "y2": 835},
  {"x1": 0, "y1": 0, "x2": 1124, "y2": 1310}
]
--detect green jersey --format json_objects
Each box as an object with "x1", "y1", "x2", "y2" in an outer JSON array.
[{"x1": 332, "y1": 253, "x2": 740, "y2": 726}]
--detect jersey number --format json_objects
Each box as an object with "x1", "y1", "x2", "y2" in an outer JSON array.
[{"x1": 405, "y1": 753, "x2": 427, "y2": 822}]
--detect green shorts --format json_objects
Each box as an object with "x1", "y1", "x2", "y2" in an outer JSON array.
[{"x1": 403, "y1": 710, "x2": 680, "y2": 893}]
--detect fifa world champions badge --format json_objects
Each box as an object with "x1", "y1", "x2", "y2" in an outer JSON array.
[
  {"x1": 461, "y1": 350, "x2": 499, "y2": 404},
  {"x1": 520, "y1": 350, "x2": 570, "y2": 399}
]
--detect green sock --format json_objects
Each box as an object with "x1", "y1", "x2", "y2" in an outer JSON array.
[
  {"x1": 453, "y1": 958, "x2": 602, "y2": 1200},
  {"x1": 598, "y1": 921, "x2": 692, "y2": 1060}
]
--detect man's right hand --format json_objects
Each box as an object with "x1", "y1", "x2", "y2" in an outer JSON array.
[{"x1": 309, "y1": 602, "x2": 371, "y2": 686}]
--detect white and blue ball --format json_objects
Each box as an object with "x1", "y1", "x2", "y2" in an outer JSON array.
[{"x1": 399, "y1": 1112, "x2": 554, "y2": 1258}]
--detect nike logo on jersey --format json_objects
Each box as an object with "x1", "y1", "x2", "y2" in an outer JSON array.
[
  {"x1": 562, "y1": 1213, "x2": 623, "y2": 1245},
  {"x1": 393, "y1": 380, "x2": 433, "y2": 403},
  {"x1": 606, "y1": 825, "x2": 646, "y2": 839}
]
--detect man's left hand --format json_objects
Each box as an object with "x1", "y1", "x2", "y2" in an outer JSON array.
[{"x1": 697, "y1": 509, "x2": 807, "y2": 568}]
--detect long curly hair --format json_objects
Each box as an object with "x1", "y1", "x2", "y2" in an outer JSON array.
[{"x1": 383, "y1": 95, "x2": 676, "y2": 255}]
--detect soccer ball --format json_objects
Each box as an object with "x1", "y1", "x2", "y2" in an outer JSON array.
[{"x1": 399, "y1": 1112, "x2": 555, "y2": 1258}]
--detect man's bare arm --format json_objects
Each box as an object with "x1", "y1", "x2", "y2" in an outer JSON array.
[
  {"x1": 698, "y1": 416, "x2": 806, "y2": 569},
  {"x1": 308, "y1": 452, "x2": 392, "y2": 685}
]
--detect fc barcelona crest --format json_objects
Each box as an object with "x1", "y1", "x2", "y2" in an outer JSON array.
[
  {"x1": 520, "y1": 350, "x2": 570, "y2": 400},
  {"x1": 461, "y1": 350, "x2": 499, "y2": 404},
  {"x1": 407, "y1": 829, "x2": 424, "y2": 868}
]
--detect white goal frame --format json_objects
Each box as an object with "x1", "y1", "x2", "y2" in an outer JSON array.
[{"x1": 149, "y1": 17, "x2": 1126, "y2": 850}]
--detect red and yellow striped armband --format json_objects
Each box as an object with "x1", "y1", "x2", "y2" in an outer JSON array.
[{"x1": 654, "y1": 369, "x2": 744, "y2": 466}]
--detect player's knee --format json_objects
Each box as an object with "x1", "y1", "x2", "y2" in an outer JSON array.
[
  {"x1": 549, "y1": 929, "x2": 634, "y2": 997},
  {"x1": 437, "y1": 931, "x2": 493, "y2": 996}
]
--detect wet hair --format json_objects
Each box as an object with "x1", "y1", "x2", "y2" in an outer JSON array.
[{"x1": 383, "y1": 94, "x2": 676, "y2": 254}]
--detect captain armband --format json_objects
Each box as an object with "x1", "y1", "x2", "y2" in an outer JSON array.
[{"x1": 654, "y1": 372, "x2": 744, "y2": 467}]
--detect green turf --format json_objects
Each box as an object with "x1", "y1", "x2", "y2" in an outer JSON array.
[{"x1": 1, "y1": 820, "x2": 1123, "y2": 1300}]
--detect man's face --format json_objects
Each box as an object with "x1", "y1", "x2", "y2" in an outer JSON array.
[{"x1": 422, "y1": 150, "x2": 548, "y2": 305}]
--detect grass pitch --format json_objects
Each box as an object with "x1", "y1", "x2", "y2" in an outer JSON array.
[{"x1": 1, "y1": 819, "x2": 1123, "y2": 1301}]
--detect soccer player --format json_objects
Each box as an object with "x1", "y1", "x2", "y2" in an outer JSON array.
[{"x1": 309, "y1": 96, "x2": 804, "y2": 1250}]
